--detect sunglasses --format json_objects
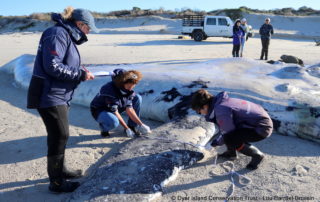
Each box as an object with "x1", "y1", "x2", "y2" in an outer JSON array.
[{"x1": 79, "y1": 23, "x2": 91, "y2": 31}]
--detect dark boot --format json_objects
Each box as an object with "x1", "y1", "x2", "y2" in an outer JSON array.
[
  {"x1": 238, "y1": 144, "x2": 264, "y2": 170},
  {"x1": 260, "y1": 50, "x2": 264, "y2": 60},
  {"x1": 49, "y1": 179, "x2": 80, "y2": 193},
  {"x1": 99, "y1": 123, "x2": 110, "y2": 137},
  {"x1": 218, "y1": 147, "x2": 237, "y2": 160},
  {"x1": 265, "y1": 50, "x2": 268, "y2": 60},
  {"x1": 47, "y1": 155, "x2": 80, "y2": 193},
  {"x1": 100, "y1": 131, "x2": 110, "y2": 137},
  {"x1": 62, "y1": 165, "x2": 82, "y2": 179}
]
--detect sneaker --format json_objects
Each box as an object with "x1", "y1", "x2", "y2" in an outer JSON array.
[{"x1": 100, "y1": 131, "x2": 110, "y2": 137}]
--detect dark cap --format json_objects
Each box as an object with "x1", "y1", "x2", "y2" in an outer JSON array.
[
  {"x1": 72, "y1": 9, "x2": 99, "y2": 33},
  {"x1": 112, "y1": 69, "x2": 127, "y2": 80}
]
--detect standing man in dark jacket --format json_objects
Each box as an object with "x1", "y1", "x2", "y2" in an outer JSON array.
[
  {"x1": 191, "y1": 89, "x2": 273, "y2": 170},
  {"x1": 259, "y1": 18, "x2": 274, "y2": 60},
  {"x1": 27, "y1": 7, "x2": 96, "y2": 193}
]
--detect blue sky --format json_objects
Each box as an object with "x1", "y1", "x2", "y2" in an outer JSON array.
[{"x1": 1, "y1": 0, "x2": 319, "y2": 16}]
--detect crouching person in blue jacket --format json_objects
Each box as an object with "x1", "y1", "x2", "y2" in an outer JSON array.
[
  {"x1": 90, "y1": 69, "x2": 151, "y2": 138},
  {"x1": 191, "y1": 89, "x2": 273, "y2": 170},
  {"x1": 27, "y1": 7, "x2": 96, "y2": 193}
]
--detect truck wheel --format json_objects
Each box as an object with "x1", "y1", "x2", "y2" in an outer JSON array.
[{"x1": 193, "y1": 31, "x2": 204, "y2": 42}]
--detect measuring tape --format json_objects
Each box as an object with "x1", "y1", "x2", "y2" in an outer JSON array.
[{"x1": 210, "y1": 155, "x2": 252, "y2": 201}]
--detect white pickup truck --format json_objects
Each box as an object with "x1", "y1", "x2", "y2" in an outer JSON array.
[{"x1": 181, "y1": 15, "x2": 234, "y2": 41}]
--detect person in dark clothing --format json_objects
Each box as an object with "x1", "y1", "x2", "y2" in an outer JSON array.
[
  {"x1": 90, "y1": 69, "x2": 151, "y2": 138},
  {"x1": 191, "y1": 89, "x2": 273, "y2": 170},
  {"x1": 259, "y1": 18, "x2": 274, "y2": 60},
  {"x1": 27, "y1": 7, "x2": 96, "y2": 193},
  {"x1": 232, "y1": 19, "x2": 245, "y2": 57}
]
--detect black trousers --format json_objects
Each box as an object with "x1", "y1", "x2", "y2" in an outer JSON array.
[
  {"x1": 261, "y1": 38, "x2": 270, "y2": 59},
  {"x1": 38, "y1": 105, "x2": 69, "y2": 157},
  {"x1": 232, "y1": 44, "x2": 240, "y2": 57},
  {"x1": 223, "y1": 128, "x2": 265, "y2": 150}
]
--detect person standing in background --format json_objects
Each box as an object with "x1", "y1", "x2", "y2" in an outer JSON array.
[
  {"x1": 240, "y1": 18, "x2": 249, "y2": 57},
  {"x1": 259, "y1": 18, "x2": 274, "y2": 60},
  {"x1": 232, "y1": 19, "x2": 245, "y2": 57},
  {"x1": 27, "y1": 7, "x2": 97, "y2": 193}
]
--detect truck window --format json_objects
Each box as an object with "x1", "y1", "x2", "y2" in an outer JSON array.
[
  {"x1": 206, "y1": 18, "x2": 217, "y2": 25},
  {"x1": 218, "y1": 18, "x2": 228, "y2": 26}
]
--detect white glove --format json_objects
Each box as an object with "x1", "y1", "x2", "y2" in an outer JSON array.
[
  {"x1": 125, "y1": 128, "x2": 135, "y2": 138},
  {"x1": 198, "y1": 141, "x2": 213, "y2": 151},
  {"x1": 204, "y1": 142, "x2": 214, "y2": 151},
  {"x1": 137, "y1": 124, "x2": 151, "y2": 135}
]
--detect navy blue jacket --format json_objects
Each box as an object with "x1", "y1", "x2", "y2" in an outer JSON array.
[
  {"x1": 27, "y1": 13, "x2": 87, "y2": 108},
  {"x1": 90, "y1": 81, "x2": 135, "y2": 119},
  {"x1": 259, "y1": 24, "x2": 274, "y2": 39},
  {"x1": 233, "y1": 26, "x2": 244, "y2": 45}
]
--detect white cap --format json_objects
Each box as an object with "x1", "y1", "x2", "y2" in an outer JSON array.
[{"x1": 241, "y1": 18, "x2": 247, "y2": 23}]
